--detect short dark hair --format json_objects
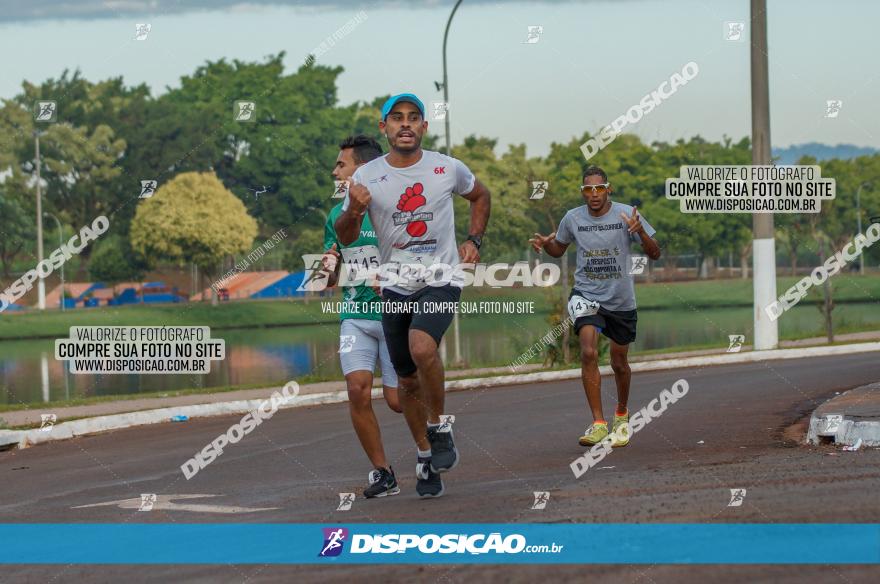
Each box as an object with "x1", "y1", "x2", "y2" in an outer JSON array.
[
  {"x1": 582, "y1": 166, "x2": 608, "y2": 183},
  {"x1": 339, "y1": 135, "x2": 383, "y2": 165}
]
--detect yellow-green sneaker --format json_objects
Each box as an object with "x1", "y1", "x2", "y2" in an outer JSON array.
[
  {"x1": 610, "y1": 411, "x2": 630, "y2": 447},
  {"x1": 578, "y1": 422, "x2": 609, "y2": 446}
]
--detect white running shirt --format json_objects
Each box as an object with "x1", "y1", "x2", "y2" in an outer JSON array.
[{"x1": 344, "y1": 150, "x2": 476, "y2": 295}]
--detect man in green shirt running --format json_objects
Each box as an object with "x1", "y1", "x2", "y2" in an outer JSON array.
[{"x1": 319, "y1": 135, "x2": 403, "y2": 499}]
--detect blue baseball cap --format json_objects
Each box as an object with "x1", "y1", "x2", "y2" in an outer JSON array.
[{"x1": 381, "y1": 93, "x2": 425, "y2": 121}]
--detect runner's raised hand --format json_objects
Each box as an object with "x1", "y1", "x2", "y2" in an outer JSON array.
[
  {"x1": 620, "y1": 207, "x2": 644, "y2": 234},
  {"x1": 529, "y1": 232, "x2": 556, "y2": 253}
]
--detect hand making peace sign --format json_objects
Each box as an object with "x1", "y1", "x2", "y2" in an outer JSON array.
[{"x1": 620, "y1": 206, "x2": 645, "y2": 235}]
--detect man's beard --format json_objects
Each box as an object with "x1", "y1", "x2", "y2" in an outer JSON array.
[{"x1": 392, "y1": 134, "x2": 422, "y2": 153}]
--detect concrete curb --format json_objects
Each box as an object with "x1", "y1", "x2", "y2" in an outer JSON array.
[
  {"x1": 2, "y1": 341, "x2": 879, "y2": 451},
  {"x1": 806, "y1": 381, "x2": 880, "y2": 447}
]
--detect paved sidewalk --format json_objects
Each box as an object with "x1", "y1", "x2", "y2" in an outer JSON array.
[
  {"x1": 0, "y1": 364, "x2": 544, "y2": 429},
  {"x1": 807, "y1": 381, "x2": 880, "y2": 447},
  {"x1": 2, "y1": 330, "x2": 878, "y2": 430}
]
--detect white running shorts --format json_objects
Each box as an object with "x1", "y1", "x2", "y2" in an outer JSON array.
[{"x1": 338, "y1": 318, "x2": 399, "y2": 388}]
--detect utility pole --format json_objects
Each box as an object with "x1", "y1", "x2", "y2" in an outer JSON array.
[
  {"x1": 750, "y1": 0, "x2": 778, "y2": 350},
  {"x1": 35, "y1": 132, "x2": 46, "y2": 310}
]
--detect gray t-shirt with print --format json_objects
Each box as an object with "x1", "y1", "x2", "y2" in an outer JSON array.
[{"x1": 554, "y1": 202, "x2": 656, "y2": 311}]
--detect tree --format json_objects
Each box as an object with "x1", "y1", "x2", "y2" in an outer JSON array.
[
  {"x1": 13, "y1": 71, "x2": 145, "y2": 237},
  {"x1": 37, "y1": 123, "x2": 126, "y2": 239},
  {"x1": 284, "y1": 226, "x2": 324, "y2": 273},
  {"x1": 0, "y1": 188, "x2": 33, "y2": 278},
  {"x1": 451, "y1": 136, "x2": 545, "y2": 263},
  {"x1": 130, "y1": 171, "x2": 258, "y2": 304},
  {"x1": 88, "y1": 234, "x2": 147, "y2": 283}
]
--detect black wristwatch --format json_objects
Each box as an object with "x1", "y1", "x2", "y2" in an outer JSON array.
[{"x1": 466, "y1": 234, "x2": 483, "y2": 250}]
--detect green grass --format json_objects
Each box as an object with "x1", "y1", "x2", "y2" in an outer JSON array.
[
  {"x1": 0, "y1": 299, "x2": 335, "y2": 341},
  {"x1": 634, "y1": 274, "x2": 880, "y2": 310},
  {"x1": 1, "y1": 275, "x2": 877, "y2": 341}
]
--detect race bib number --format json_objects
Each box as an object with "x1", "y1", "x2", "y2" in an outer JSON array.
[
  {"x1": 389, "y1": 248, "x2": 436, "y2": 292},
  {"x1": 568, "y1": 295, "x2": 600, "y2": 319},
  {"x1": 341, "y1": 245, "x2": 380, "y2": 285}
]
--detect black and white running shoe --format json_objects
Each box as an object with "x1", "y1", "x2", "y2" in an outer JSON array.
[
  {"x1": 363, "y1": 467, "x2": 400, "y2": 498},
  {"x1": 427, "y1": 420, "x2": 459, "y2": 473},
  {"x1": 415, "y1": 457, "x2": 444, "y2": 498}
]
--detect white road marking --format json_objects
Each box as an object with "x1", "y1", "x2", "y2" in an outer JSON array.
[{"x1": 72, "y1": 494, "x2": 277, "y2": 514}]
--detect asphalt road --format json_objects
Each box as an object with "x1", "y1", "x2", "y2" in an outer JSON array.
[{"x1": 2, "y1": 352, "x2": 879, "y2": 583}]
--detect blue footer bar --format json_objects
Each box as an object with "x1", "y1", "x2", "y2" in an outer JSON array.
[{"x1": 1, "y1": 524, "x2": 878, "y2": 564}]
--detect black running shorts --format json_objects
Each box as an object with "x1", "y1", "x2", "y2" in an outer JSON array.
[
  {"x1": 381, "y1": 284, "x2": 461, "y2": 377},
  {"x1": 570, "y1": 291, "x2": 638, "y2": 346}
]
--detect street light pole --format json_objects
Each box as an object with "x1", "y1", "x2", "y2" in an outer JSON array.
[
  {"x1": 45, "y1": 212, "x2": 64, "y2": 311},
  {"x1": 35, "y1": 131, "x2": 46, "y2": 310},
  {"x1": 441, "y1": 0, "x2": 464, "y2": 366},
  {"x1": 750, "y1": 0, "x2": 778, "y2": 350},
  {"x1": 442, "y1": 0, "x2": 463, "y2": 160}
]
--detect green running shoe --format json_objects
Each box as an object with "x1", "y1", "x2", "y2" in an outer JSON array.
[
  {"x1": 611, "y1": 411, "x2": 630, "y2": 447},
  {"x1": 578, "y1": 422, "x2": 609, "y2": 446}
]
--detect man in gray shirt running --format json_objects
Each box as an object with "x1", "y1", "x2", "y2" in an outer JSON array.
[{"x1": 530, "y1": 166, "x2": 661, "y2": 448}]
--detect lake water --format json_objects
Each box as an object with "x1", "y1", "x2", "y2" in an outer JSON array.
[{"x1": 1, "y1": 302, "x2": 878, "y2": 406}]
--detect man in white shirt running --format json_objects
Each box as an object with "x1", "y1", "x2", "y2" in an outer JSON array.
[{"x1": 335, "y1": 93, "x2": 491, "y2": 498}]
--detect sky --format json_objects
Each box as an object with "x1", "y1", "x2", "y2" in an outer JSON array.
[{"x1": 0, "y1": 0, "x2": 877, "y2": 157}]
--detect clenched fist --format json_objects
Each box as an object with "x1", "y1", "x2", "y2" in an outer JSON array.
[{"x1": 349, "y1": 181, "x2": 372, "y2": 215}]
